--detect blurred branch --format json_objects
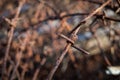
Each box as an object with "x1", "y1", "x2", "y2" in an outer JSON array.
[
  {"x1": 79, "y1": 0, "x2": 119, "y2": 11},
  {"x1": 10, "y1": 31, "x2": 30, "y2": 80},
  {"x1": 2, "y1": 0, "x2": 25, "y2": 79},
  {"x1": 32, "y1": 57, "x2": 46, "y2": 80},
  {"x1": 39, "y1": 0, "x2": 58, "y2": 16},
  {"x1": 116, "y1": 0, "x2": 120, "y2": 7}
]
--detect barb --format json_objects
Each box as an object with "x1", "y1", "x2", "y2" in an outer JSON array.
[
  {"x1": 59, "y1": 33, "x2": 90, "y2": 54},
  {"x1": 58, "y1": 33, "x2": 74, "y2": 44},
  {"x1": 72, "y1": 45, "x2": 90, "y2": 55}
]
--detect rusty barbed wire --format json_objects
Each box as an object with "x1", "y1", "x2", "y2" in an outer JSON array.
[{"x1": 47, "y1": 0, "x2": 112, "y2": 80}]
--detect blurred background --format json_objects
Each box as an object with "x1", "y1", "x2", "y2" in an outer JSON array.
[{"x1": 0, "y1": 0, "x2": 120, "y2": 80}]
